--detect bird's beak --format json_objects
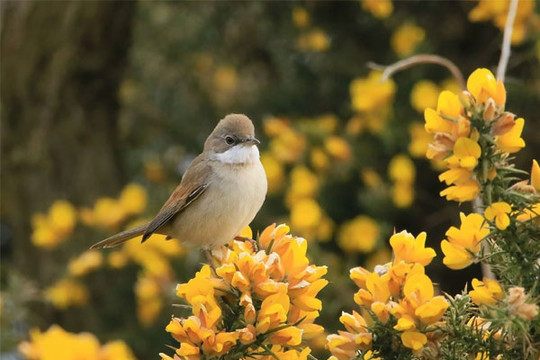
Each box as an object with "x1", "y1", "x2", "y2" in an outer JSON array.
[{"x1": 243, "y1": 137, "x2": 260, "y2": 145}]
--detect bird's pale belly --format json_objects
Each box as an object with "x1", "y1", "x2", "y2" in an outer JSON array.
[{"x1": 167, "y1": 161, "x2": 267, "y2": 249}]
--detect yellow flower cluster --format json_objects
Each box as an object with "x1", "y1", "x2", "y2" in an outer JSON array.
[
  {"x1": 391, "y1": 24, "x2": 425, "y2": 58},
  {"x1": 338, "y1": 216, "x2": 380, "y2": 253},
  {"x1": 120, "y1": 228, "x2": 186, "y2": 325},
  {"x1": 361, "y1": 0, "x2": 393, "y2": 19},
  {"x1": 469, "y1": 279, "x2": 538, "y2": 320},
  {"x1": 162, "y1": 224, "x2": 327, "y2": 360},
  {"x1": 80, "y1": 183, "x2": 148, "y2": 229},
  {"x1": 350, "y1": 71, "x2": 396, "y2": 134},
  {"x1": 292, "y1": 7, "x2": 310, "y2": 28},
  {"x1": 469, "y1": 277, "x2": 504, "y2": 306},
  {"x1": 44, "y1": 279, "x2": 89, "y2": 309},
  {"x1": 469, "y1": 0, "x2": 536, "y2": 45},
  {"x1": 424, "y1": 68, "x2": 525, "y2": 202},
  {"x1": 440, "y1": 212, "x2": 489, "y2": 270},
  {"x1": 388, "y1": 154, "x2": 416, "y2": 208},
  {"x1": 297, "y1": 28, "x2": 331, "y2": 52},
  {"x1": 31, "y1": 200, "x2": 77, "y2": 248},
  {"x1": 327, "y1": 230, "x2": 447, "y2": 358},
  {"x1": 515, "y1": 159, "x2": 540, "y2": 223},
  {"x1": 262, "y1": 116, "x2": 341, "y2": 241},
  {"x1": 19, "y1": 324, "x2": 136, "y2": 360},
  {"x1": 410, "y1": 79, "x2": 461, "y2": 114},
  {"x1": 68, "y1": 250, "x2": 103, "y2": 277}
]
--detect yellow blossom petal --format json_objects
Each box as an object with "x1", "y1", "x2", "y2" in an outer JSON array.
[
  {"x1": 401, "y1": 331, "x2": 427, "y2": 351},
  {"x1": 497, "y1": 117, "x2": 525, "y2": 153}
]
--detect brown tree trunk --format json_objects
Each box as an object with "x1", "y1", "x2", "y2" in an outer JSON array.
[{"x1": 1, "y1": 1, "x2": 135, "y2": 277}]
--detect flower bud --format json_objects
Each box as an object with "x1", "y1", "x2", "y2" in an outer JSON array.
[
  {"x1": 483, "y1": 98, "x2": 497, "y2": 122},
  {"x1": 492, "y1": 112, "x2": 515, "y2": 136}
]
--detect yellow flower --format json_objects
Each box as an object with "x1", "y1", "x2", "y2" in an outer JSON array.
[
  {"x1": 388, "y1": 155, "x2": 416, "y2": 184},
  {"x1": 310, "y1": 147, "x2": 330, "y2": 173},
  {"x1": 440, "y1": 78, "x2": 462, "y2": 94},
  {"x1": 269, "y1": 326, "x2": 303, "y2": 346},
  {"x1": 365, "y1": 247, "x2": 392, "y2": 272},
  {"x1": 144, "y1": 159, "x2": 165, "y2": 183},
  {"x1": 410, "y1": 80, "x2": 439, "y2": 113},
  {"x1": 361, "y1": 168, "x2": 382, "y2": 189},
  {"x1": 415, "y1": 296, "x2": 449, "y2": 325},
  {"x1": 261, "y1": 153, "x2": 285, "y2": 193},
  {"x1": 290, "y1": 199, "x2": 323, "y2": 233},
  {"x1": 469, "y1": 0, "x2": 535, "y2": 45},
  {"x1": 298, "y1": 29, "x2": 331, "y2": 52},
  {"x1": 439, "y1": 178, "x2": 481, "y2": 203},
  {"x1": 350, "y1": 71, "x2": 396, "y2": 113},
  {"x1": 325, "y1": 136, "x2": 351, "y2": 162},
  {"x1": 441, "y1": 213, "x2": 489, "y2": 269},
  {"x1": 408, "y1": 122, "x2": 432, "y2": 158},
  {"x1": 338, "y1": 216, "x2": 380, "y2": 253},
  {"x1": 108, "y1": 251, "x2": 129, "y2": 269},
  {"x1": 354, "y1": 272, "x2": 390, "y2": 306},
  {"x1": 119, "y1": 183, "x2": 147, "y2": 216},
  {"x1": 264, "y1": 117, "x2": 290, "y2": 137},
  {"x1": 361, "y1": 0, "x2": 393, "y2": 19},
  {"x1": 390, "y1": 231, "x2": 436, "y2": 266},
  {"x1": 532, "y1": 160, "x2": 540, "y2": 191},
  {"x1": 214, "y1": 66, "x2": 238, "y2": 92},
  {"x1": 18, "y1": 325, "x2": 134, "y2": 360},
  {"x1": 484, "y1": 201, "x2": 512, "y2": 230},
  {"x1": 340, "y1": 310, "x2": 369, "y2": 333},
  {"x1": 401, "y1": 330, "x2": 427, "y2": 351},
  {"x1": 31, "y1": 225, "x2": 58, "y2": 249},
  {"x1": 101, "y1": 340, "x2": 137, "y2": 360},
  {"x1": 48, "y1": 200, "x2": 77, "y2": 236},
  {"x1": 403, "y1": 273, "x2": 433, "y2": 308},
  {"x1": 466, "y1": 68, "x2": 506, "y2": 106},
  {"x1": 497, "y1": 117, "x2": 525, "y2": 153},
  {"x1": 68, "y1": 250, "x2": 103, "y2": 277},
  {"x1": 516, "y1": 203, "x2": 540, "y2": 223},
  {"x1": 391, "y1": 24, "x2": 425, "y2": 57},
  {"x1": 469, "y1": 278, "x2": 504, "y2": 306},
  {"x1": 88, "y1": 198, "x2": 127, "y2": 228},
  {"x1": 31, "y1": 200, "x2": 77, "y2": 248},
  {"x1": 45, "y1": 279, "x2": 88, "y2": 309},
  {"x1": 452, "y1": 137, "x2": 481, "y2": 170},
  {"x1": 270, "y1": 128, "x2": 306, "y2": 163},
  {"x1": 292, "y1": 7, "x2": 309, "y2": 28}
]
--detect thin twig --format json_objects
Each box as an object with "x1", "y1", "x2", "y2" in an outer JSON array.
[
  {"x1": 367, "y1": 54, "x2": 466, "y2": 89},
  {"x1": 496, "y1": 0, "x2": 519, "y2": 81}
]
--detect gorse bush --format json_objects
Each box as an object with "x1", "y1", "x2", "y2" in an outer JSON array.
[{"x1": 326, "y1": 68, "x2": 539, "y2": 360}]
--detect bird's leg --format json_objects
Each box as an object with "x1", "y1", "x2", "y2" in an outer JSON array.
[
  {"x1": 203, "y1": 249, "x2": 217, "y2": 273},
  {"x1": 234, "y1": 236, "x2": 259, "y2": 252}
]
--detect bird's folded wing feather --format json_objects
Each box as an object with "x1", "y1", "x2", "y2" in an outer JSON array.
[{"x1": 141, "y1": 154, "x2": 210, "y2": 242}]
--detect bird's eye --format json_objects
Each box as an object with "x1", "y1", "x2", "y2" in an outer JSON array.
[{"x1": 225, "y1": 136, "x2": 235, "y2": 145}]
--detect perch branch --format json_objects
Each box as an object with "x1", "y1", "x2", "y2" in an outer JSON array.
[{"x1": 367, "y1": 54, "x2": 465, "y2": 89}]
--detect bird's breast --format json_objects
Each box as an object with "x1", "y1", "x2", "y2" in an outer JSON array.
[{"x1": 168, "y1": 160, "x2": 267, "y2": 249}]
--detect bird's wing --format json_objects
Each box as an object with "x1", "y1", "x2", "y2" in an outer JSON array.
[{"x1": 141, "y1": 154, "x2": 211, "y2": 242}]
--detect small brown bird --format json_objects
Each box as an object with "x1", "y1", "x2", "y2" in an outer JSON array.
[{"x1": 91, "y1": 114, "x2": 267, "y2": 250}]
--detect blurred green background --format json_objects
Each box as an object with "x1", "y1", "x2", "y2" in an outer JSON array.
[{"x1": 1, "y1": 1, "x2": 538, "y2": 359}]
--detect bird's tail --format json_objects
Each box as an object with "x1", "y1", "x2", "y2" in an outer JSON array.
[{"x1": 90, "y1": 222, "x2": 149, "y2": 249}]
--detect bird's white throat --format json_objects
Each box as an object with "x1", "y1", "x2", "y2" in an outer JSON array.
[{"x1": 213, "y1": 145, "x2": 260, "y2": 165}]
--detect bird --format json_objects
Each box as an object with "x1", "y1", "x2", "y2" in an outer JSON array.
[{"x1": 91, "y1": 114, "x2": 268, "y2": 250}]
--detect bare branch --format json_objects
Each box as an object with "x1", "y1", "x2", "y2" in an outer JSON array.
[
  {"x1": 367, "y1": 54, "x2": 466, "y2": 89},
  {"x1": 496, "y1": 0, "x2": 519, "y2": 81}
]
